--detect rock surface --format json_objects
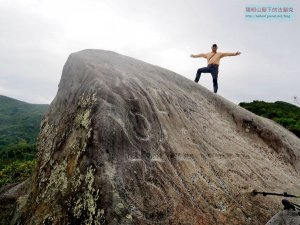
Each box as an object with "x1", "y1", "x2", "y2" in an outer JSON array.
[
  {"x1": 11, "y1": 49, "x2": 300, "y2": 225},
  {"x1": 0, "y1": 180, "x2": 28, "y2": 225},
  {"x1": 266, "y1": 210, "x2": 300, "y2": 225}
]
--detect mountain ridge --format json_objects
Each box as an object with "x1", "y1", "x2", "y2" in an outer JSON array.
[{"x1": 0, "y1": 95, "x2": 49, "y2": 148}]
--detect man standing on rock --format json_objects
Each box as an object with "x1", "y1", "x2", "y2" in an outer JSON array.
[{"x1": 190, "y1": 44, "x2": 241, "y2": 93}]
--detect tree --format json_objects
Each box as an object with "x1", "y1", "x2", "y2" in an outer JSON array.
[{"x1": 293, "y1": 96, "x2": 300, "y2": 106}]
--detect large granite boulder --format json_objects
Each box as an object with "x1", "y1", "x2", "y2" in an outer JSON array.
[{"x1": 11, "y1": 49, "x2": 300, "y2": 225}]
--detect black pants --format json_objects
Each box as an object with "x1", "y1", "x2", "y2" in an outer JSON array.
[{"x1": 194, "y1": 64, "x2": 219, "y2": 93}]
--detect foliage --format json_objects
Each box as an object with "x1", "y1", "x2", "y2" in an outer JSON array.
[
  {"x1": 0, "y1": 95, "x2": 47, "y2": 187},
  {"x1": 239, "y1": 101, "x2": 300, "y2": 138},
  {"x1": 0, "y1": 160, "x2": 36, "y2": 187},
  {"x1": 0, "y1": 95, "x2": 48, "y2": 149},
  {"x1": 0, "y1": 141, "x2": 37, "y2": 169},
  {"x1": 0, "y1": 141, "x2": 37, "y2": 187}
]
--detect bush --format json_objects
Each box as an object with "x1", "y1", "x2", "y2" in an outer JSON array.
[
  {"x1": 0, "y1": 160, "x2": 36, "y2": 187},
  {"x1": 239, "y1": 101, "x2": 300, "y2": 138},
  {"x1": 0, "y1": 141, "x2": 37, "y2": 169}
]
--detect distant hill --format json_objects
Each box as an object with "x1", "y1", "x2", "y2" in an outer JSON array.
[
  {"x1": 0, "y1": 95, "x2": 49, "y2": 149},
  {"x1": 239, "y1": 101, "x2": 300, "y2": 138},
  {"x1": 0, "y1": 95, "x2": 49, "y2": 186}
]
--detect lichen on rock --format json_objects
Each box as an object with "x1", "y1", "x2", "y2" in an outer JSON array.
[{"x1": 73, "y1": 166, "x2": 105, "y2": 225}]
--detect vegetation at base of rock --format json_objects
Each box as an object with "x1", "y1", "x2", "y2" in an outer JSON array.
[
  {"x1": 0, "y1": 159, "x2": 36, "y2": 186},
  {"x1": 0, "y1": 141, "x2": 37, "y2": 168},
  {"x1": 0, "y1": 95, "x2": 47, "y2": 187},
  {"x1": 239, "y1": 101, "x2": 300, "y2": 138},
  {"x1": 0, "y1": 141, "x2": 37, "y2": 186}
]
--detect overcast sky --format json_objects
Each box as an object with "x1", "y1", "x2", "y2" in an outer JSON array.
[{"x1": 0, "y1": 0, "x2": 299, "y2": 105}]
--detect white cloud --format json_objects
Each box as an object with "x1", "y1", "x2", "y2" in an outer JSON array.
[{"x1": 0, "y1": 0, "x2": 299, "y2": 104}]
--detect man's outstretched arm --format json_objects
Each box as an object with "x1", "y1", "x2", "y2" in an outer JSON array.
[
  {"x1": 190, "y1": 53, "x2": 207, "y2": 58},
  {"x1": 221, "y1": 51, "x2": 241, "y2": 57}
]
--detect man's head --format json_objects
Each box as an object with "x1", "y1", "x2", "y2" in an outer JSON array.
[{"x1": 211, "y1": 44, "x2": 218, "y2": 52}]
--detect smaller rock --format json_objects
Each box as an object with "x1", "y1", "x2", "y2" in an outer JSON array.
[
  {"x1": 265, "y1": 210, "x2": 300, "y2": 225},
  {"x1": 0, "y1": 181, "x2": 28, "y2": 224}
]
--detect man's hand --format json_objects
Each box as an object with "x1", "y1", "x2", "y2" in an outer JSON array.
[
  {"x1": 235, "y1": 51, "x2": 241, "y2": 56},
  {"x1": 190, "y1": 54, "x2": 196, "y2": 58}
]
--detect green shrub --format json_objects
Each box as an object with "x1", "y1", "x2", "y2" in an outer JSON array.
[
  {"x1": 239, "y1": 101, "x2": 300, "y2": 138},
  {"x1": 0, "y1": 160, "x2": 36, "y2": 187},
  {"x1": 0, "y1": 141, "x2": 37, "y2": 170}
]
